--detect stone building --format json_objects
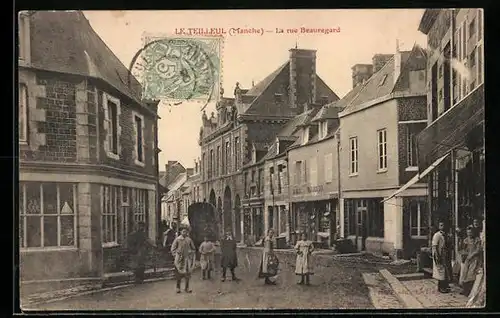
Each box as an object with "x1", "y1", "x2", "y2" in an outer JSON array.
[
  {"x1": 199, "y1": 48, "x2": 339, "y2": 242},
  {"x1": 338, "y1": 44, "x2": 429, "y2": 259},
  {"x1": 18, "y1": 11, "x2": 160, "y2": 282},
  {"x1": 412, "y1": 9, "x2": 484, "y2": 266}
]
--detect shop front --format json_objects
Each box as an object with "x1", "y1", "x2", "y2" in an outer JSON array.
[
  {"x1": 416, "y1": 84, "x2": 484, "y2": 263},
  {"x1": 242, "y1": 197, "x2": 264, "y2": 245},
  {"x1": 290, "y1": 184, "x2": 338, "y2": 248}
]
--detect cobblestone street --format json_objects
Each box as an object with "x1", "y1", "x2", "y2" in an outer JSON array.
[{"x1": 24, "y1": 251, "x2": 378, "y2": 311}]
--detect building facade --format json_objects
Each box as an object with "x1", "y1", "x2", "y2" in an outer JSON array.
[
  {"x1": 199, "y1": 48, "x2": 339, "y2": 242},
  {"x1": 18, "y1": 11, "x2": 160, "y2": 281},
  {"x1": 415, "y1": 9, "x2": 484, "y2": 262},
  {"x1": 288, "y1": 104, "x2": 341, "y2": 247},
  {"x1": 338, "y1": 45, "x2": 429, "y2": 258}
]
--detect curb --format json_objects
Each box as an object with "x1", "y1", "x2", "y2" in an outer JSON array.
[{"x1": 379, "y1": 269, "x2": 424, "y2": 309}]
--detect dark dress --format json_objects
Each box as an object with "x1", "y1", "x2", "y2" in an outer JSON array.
[
  {"x1": 127, "y1": 231, "x2": 150, "y2": 281},
  {"x1": 221, "y1": 238, "x2": 238, "y2": 269}
]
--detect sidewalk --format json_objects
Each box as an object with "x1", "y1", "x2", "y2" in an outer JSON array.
[{"x1": 371, "y1": 268, "x2": 469, "y2": 309}]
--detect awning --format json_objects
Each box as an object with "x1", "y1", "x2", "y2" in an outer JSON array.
[
  {"x1": 417, "y1": 85, "x2": 484, "y2": 171},
  {"x1": 181, "y1": 216, "x2": 190, "y2": 226},
  {"x1": 381, "y1": 153, "x2": 450, "y2": 203}
]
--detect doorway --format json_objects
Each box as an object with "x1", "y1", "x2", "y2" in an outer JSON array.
[{"x1": 356, "y1": 199, "x2": 368, "y2": 251}]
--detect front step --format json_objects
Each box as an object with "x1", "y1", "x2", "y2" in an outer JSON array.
[{"x1": 394, "y1": 272, "x2": 426, "y2": 281}]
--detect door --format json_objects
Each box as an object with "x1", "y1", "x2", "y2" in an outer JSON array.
[{"x1": 356, "y1": 200, "x2": 368, "y2": 251}]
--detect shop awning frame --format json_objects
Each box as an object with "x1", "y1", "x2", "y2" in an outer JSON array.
[
  {"x1": 416, "y1": 85, "x2": 484, "y2": 171},
  {"x1": 381, "y1": 153, "x2": 450, "y2": 203}
]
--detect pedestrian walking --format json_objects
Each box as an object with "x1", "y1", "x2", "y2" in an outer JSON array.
[
  {"x1": 295, "y1": 232, "x2": 315, "y2": 285},
  {"x1": 258, "y1": 229, "x2": 279, "y2": 285},
  {"x1": 459, "y1": 226, "x2": 482, "y2": 296},
  {"x1": 199, "y1": 236, "x2": 215, "y2": 280},
  {"x1": 171, "y1": 228, "x2": 196, "y2": 293},
  {"x1": 127, "y1": 222, "x2": 154, "y2": 284},
  {"x1": 432, "y1": 220, "x2": 452, "y2": 293},
  {"x1": 220, "y1": 231, "x2": 239, "y2": 282}
]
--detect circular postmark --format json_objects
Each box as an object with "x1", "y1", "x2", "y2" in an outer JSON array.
[{"x1": 128, "y1": 35, "x2": 221, "y2": 109}]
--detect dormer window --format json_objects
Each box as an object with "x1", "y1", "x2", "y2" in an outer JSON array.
[
  {"x1": 274, "y1": 93, "x2": 283, "y2": 103},
  {"x1": 319, "y1": 121, "x2": 328, "y2": 140},
  {"x1": 18, "y1": 12, "x2": 31, "y2": 64},
  {"x1": 301, "y1": 127, "x2": 309, "y2": 145}
]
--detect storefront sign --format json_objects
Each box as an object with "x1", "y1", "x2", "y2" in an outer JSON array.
[{"x1": 292, "y1": 185, "x2": 324, "y2": 195}]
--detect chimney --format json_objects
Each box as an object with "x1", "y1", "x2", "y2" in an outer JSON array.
[
  {"x1": 289, "y1": 48, "x2": 317, "y2": 108},
  {"x1": 394, "y1": 39, "x2": 401, "y2": 85},
  {"x1": 372, "y1": 53, "x2": 393, "y2": 73},
  {"x1": 351, "y1": 64, "x2": 373, "y2": 88}
]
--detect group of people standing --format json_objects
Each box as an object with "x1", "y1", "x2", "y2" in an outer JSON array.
[
  {"x1": 169, "y1": 229, "x2": 240, "y2": 293},
  {"x1": 432, "y1": 217, "x2": 484, "y2": 296},
  {"x1": 128, "y1": 222, "x2": 318, "y2": 292}
]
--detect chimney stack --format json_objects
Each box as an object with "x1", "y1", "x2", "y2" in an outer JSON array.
[
  {"x1": 372, "y1": 53, "x2": 393, "y2": 73},
  {"x1": 351, "y1": 64, "x2": 373, "y2": 88},
  {"x1": 289, "y1": 48, "x2": 317, "y2": 109},
  {"x1": 394, "y1": 39, "x2": 401, "y2": 85}
]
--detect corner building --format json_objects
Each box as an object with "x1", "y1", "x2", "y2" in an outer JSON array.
[
  {"x1": 199, "y1": 48, "x2": 339, "y2": 242},
  {"x1": 18, "y1": 11, "x2": 159, "y2": 282}
]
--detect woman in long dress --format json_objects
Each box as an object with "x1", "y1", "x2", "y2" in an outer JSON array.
[
  {"x1": 459, "y1": 226, "x2": 482, "y2": 296},
  {"x1": 295, "y1": 232, "x2": 315, "y2": 285},
  {"x1": 258, "y1": 229, "x2": 279, "y2": 285}
]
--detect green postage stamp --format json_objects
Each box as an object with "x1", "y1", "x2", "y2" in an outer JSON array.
[{"x1": 131, "y1": 33, "x2": 223, "y2": 102}]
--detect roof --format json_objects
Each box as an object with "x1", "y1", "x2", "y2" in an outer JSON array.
[
  {"x1": 418, "y1": 9, "x2": 442, "y2": 34},
  {"x1": 28, "y1": 11, "x2": 149, "y2": 109},
  {"x1": 245, "y1": 62, "x2": 289, "y2": 96},
  {"x1": 242, "y1": 61, "x2": 339, "y2": 117},
  {"x1": 311, "y1": 104, "x2": 343, "y2": 122},
  {"x1": 278, "y1": 109, "x2": 315, "y2": 136},
  {"x1": 340, "y1": 50, "x2": 414, "y2": 116}
]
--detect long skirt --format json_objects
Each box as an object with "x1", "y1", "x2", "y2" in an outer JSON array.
[
  {"x1": 460, "y1": 256, "x2": 480, "y2": 285},
  {"x1": 258, "y1": 251, "x2": 279, "y2": 278}
]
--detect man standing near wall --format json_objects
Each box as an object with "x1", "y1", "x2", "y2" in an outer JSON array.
[{"x1": 127, "y1": 222, "x2": 154, "y2": 284}]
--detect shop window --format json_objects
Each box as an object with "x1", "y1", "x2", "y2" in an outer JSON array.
[
  {"x1": 367, "y1": 199, "x2": 384, "y2": 238},
  {"x1": 102, "y1": 185, "x2": 119, "y2": 245},
  {"x1": 344, "y1": 200, "x2": 356, "y2": 236},
  {"x1": 133, "y1": 112, "x2": 145, "y2": 166},
  {"x1": 19, "y1": 182, "x2": 77, "y2": 249},
  {"x1": 409, "y1": 200, "x2": 429, "y2": 238},
  {"x1": 19, "y1": 83, "x2": 28, "y2": 143}
]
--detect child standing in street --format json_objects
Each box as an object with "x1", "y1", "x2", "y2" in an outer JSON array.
[
  {"x1": 199, "y1": 236, "x2": 215, "y2": 280},
  {"x1": 294, "y1": 232, "x2": 315, "y2": 285}
]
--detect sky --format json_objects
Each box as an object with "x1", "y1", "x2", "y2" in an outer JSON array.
[{"x1": 83, "y1": 9, "x2": 427, "y2": 170}]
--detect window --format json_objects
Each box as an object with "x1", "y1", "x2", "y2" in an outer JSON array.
[
  {"x1": 439, "y1": 64, "x2": 443, "y2": 78},
  {"x1": 409, "y1": 200, "x2": 429, "y2": 237},
  {"x1": 102, "y1": 185, "x2": 119, "y2": 245},
  {"x1": 209, "y1": 149, "x2": 214, "y2": 179},
  {"x1": 406, "y1": 125, "x2": 420, "y2": 168},
  {"x1": 418, "y1": 71, "x2": 425, "y2": 81},
  {"x1": 470, "y1": 47, "x2": 476, "y2": 68},
  {"x1": 478, "y1": 10, "x2": 482, "y2": 41},
  {"x1": 274, "y1": 93, "x2": 283, "y2": 103},
  {"x1": 18, "y1": 13, "x2": 30, "y2": 62},
  {"x1": 377, "y1": 129, "x2": 387, "y2": 170},
  {"x1": 302, "y1": 127, "x2": 309, "y2": 145},
  {"x1": 225, "y1": 141, "x2": 230, "y2": 174},
  {"x1": 202, "y1": 153, "x2": 206, "y2": 180},
  {"x1": 319, "y1": 121, "x2": 328, "y2": 139},
  {"x1": 367, "y1": 199, "x2": 384, "y2": 238},
  {"x1": 277, "y1": 164, "x2": 283, "y2": 194},
  {"x1": 349, "y1": 137, "x2": 358, "y2": 175},
  {"x1": 103, "y1": 94, "x2": 121, "y2": 160},
  {"x1": 344, "y1": 200, "x2": 356, "y2": 236},
  {"x1": 132, "y1": 188, "x2": 147, "y2": 226},
  {"x1": 120, "y1": 187, "x2": 130, "y2": 243},
  {"x1": 477, "y1": 44, "x2": 483, "y2": 85},
  {"x1": 216, "y1": 146, "x2": 221, "y2": 176},
  {"x1": 439, "y1": 89, "x2": 443, "y2": 101},
  {"x1": 309, "y1": 156, "x2": 317, "y2": 186},
  {"x1": 295, "y1": 161, "x2": 302, "y2": 184},
  {"x1": 234, "y1": 137, "x2": 240, "y2": 170},
  {"x1": 324, "y1": 153, "x2": 333, "y2": 183},
  {"x1": 19, "y1": 182, "x2": 77, "y2": 249},
  {"x1": 19, "y1": 83, "x2": 28, "y2": 143},
  {"x1": 269, "y1": 167, "x2": 275, "y2": 195},
  {"x1": 469, "y1": 18, "x2": 476, "y2": 39},
  {"x1": 133, "y1": 112, "x2": 145, "y2": 166}
]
